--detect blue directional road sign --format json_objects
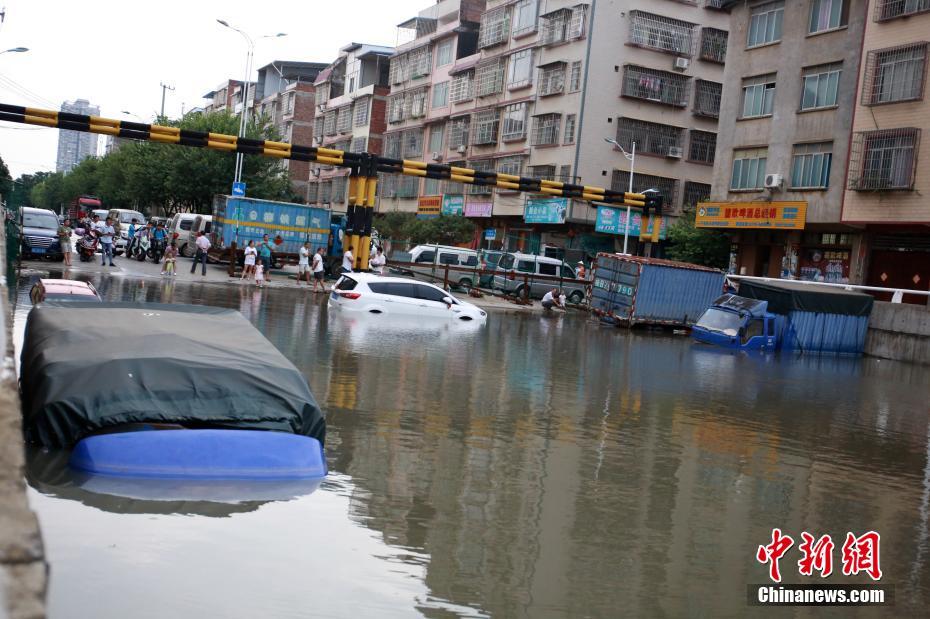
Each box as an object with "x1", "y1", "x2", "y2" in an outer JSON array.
[{"x1": 232, "y1": 182, "x2": 246, "y2": 197}]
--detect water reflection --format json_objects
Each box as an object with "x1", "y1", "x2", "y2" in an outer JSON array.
[{"x1": 15, "y1": 266, "x2": 930, "y2": 617}]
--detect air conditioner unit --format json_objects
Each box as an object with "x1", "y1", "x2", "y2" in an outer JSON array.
[
  {"x1": 674, "y1": 57, "x2": 690, "y2": 71},
  {"x1": 666, "y1": 146, "x2": 683, "y2": 158},
  {"x1": 456, "y1": 144, "x2": 467, "y2": 153},
  {"x1": 431, "y1": 151, "x2": 443, "y2": 162},
  {"x1": 764, "y1": 173, "x2": 784, "y2": 190}
]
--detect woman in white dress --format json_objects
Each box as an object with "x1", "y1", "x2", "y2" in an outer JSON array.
[{"x1": 241, "y1": 240, "x2": 258, "y2": 281}]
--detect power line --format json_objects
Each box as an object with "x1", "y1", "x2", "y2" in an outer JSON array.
[{"x1": 0, "y1": 73, "x2": 58, "y2": 108}]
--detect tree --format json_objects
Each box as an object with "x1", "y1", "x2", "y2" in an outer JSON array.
[
  {"x1": 664, "y1": 210, "x2": 731, "y2": 269},
  {"x1": 0, "y1": 155, "x2": 11, "y2": 198},
  {"x1": 373, "y1": 212, "x2": 476, "y2": 246}
]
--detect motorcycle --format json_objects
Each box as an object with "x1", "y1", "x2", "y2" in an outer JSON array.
[
  {"x1": 135, "y1": 234, "x2": 151, "y2": 262},
  {"x1": 78, "y1": 229, "x2": 99, "y2": 263},
  {"x1": 150, "y1": 237, "x2": 167, "y2": 264}
]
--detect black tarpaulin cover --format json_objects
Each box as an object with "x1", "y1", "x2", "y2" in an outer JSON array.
[
  {"x1": 737, "y1": 280, "x2": 874, "y2": 317},
  {"x1": 21, "y1": 303, "x2": 325, "y2": 448}
]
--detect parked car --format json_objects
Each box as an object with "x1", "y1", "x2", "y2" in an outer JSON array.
[
  {"x1": 29, "y1": 279, "x2": 101, "y2": 304},
  {"x1": 108, "y1": 208, "x2": 146, "y2": 255},
  {"x1": 393, "y1": 244, "x2": 480, "y2": 290},
  {"x1": 167, "y1": 213, "x2": 197, "y2": 248},
  {"x1": 91, "y1": 209, "x2": 109, "y2": 222},
  {"x1": 328, "y1": 273, "x2": 487, "y2": 322},
  {"x1": 21, "y1": 207, "x2": 63, "y2": 261},
  {"x1": 479, "y1": 250, "x2": 504, "y2": 288},
  {"x1": 180, "y1": 215, "x2": 212, "y2": 257},
  {"x1": 493, "y1": 252, "x2": 586, "y2": 303}
]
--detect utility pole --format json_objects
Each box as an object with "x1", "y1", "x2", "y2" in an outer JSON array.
[{"x1": 159, "y1": 82, "x2": 175, "y2": 119}]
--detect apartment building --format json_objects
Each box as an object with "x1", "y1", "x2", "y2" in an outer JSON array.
[
  {"x1": 202, "y1": 80, "x2": 245, "y2": 114},
  {"x1": 379, "y1": 0, "x2": 727, "y2": 255},
  {"x1": 306, "y1": 43, "x2": 394, "y2": 211},
  {"x1": 842, "y1": 0, "x2": 930, "y2": 301},
  {"x1": 56, "y1": 99, "x2": 100, "y2": 173},
  {"x1": 705, "y1": 0, "x2": 868, "y2": 283}
]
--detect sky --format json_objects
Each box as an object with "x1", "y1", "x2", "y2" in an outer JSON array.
[{"x1": 0, "y1": 0, "x2": 425, "y2": 178}]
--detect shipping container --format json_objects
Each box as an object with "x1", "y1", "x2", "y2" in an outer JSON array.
[
  {"x1": 737, "y1": 280, "x2": 874, "y2": 355},
  {"x1": 592, "y1": 254, "x2": 726, "y2": 327},
  {"x1": 211, "y1": 195, "x2": 331, "y2": 256}
]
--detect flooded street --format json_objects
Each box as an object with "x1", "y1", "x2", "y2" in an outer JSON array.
[{"x1": 15, "y1": 269, "x2": 930, "y2": 618}]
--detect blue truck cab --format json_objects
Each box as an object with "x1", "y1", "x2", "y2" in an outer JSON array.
[{"x1": 691, "y1": 294, "x2": 778, "y2": 351}]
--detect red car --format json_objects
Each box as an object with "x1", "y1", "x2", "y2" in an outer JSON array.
[{"x1": 29, "y1": 279, "x2": 101, "y2": 304}]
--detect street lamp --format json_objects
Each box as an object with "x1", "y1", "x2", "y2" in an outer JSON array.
[
  {"x1": 121, "y1": 110, "x2": 144, "y2": 121},
  {"x1": 0, "y1": 47, "x2": 29, "y2": 55},
  {"x1": 604, "y1": 137, "x2": 636, "y2": 255}
]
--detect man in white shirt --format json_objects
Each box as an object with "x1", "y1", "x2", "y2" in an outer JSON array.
[
  {"x1": 311, "y1": 247, "x2": 326, "y2": 293},
  {"x1": 369, "y1": 247, "x2": 386, "y2": 275},
  {"x1": 541, "y1": 288, "x2": 563, "y2": 312},
  {"x1": 95, "y1": 217, "x2": 116, "y2": 267},
  {"x1": 297, "y1": 242, "x2": 311, "y2": 286},
  {"x1": 190, "y1": 231, "x2": 211, "y2": 276},
  {"x1": 342, "y1": 245, "x2": 354, "y2": 274}
]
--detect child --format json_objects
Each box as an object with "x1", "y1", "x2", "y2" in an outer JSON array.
[
  {"x1": 162, "y1": 241, "x2": 178, "y2": 276},
  {"x1": 242, "y1": 240, "x2": 257, "y2": 281},
  {"x1": 255, "y1": 261, "x2": 265, "y2": 288}
]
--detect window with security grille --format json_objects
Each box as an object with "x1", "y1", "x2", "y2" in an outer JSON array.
[
  {"x1": 408, "y1": 46, "x2": 432, "y2": 79},
  {"x1": 683, "y1": 181, "x2": 711, "y2": 210},
  {"x1": 512, "y1": 0, "x2": 538, "y2": 36},
  {"x1": 432, "y1": 81, "x2": 450, "y2": 108},
  {"x1": 449, "y1": 117, "x2": 471, "y2": 149},
  {"x1": 444, "y1": 160, "x2": 465, "y2": 194},
  {"x1": 398, "y1": 175, "x2": 420, "y2": 198},
  {"x1": 564, "y1": 114, "x2": 577, "y2": 144},
  {"x1": 331, "y1": 177, "x2": 347, "y2": 204},
  {"x1": 424, "y1": 177, "x2": 442, "y2": 196},
  {"x1": 694, "y1": 80, "x2": 722, "y2": 117},
  {"x1": 320, "y1": 181, "x2": 332, "y2": 203},
  {"x1": 469, "y1": 159, "x2": 494, "y2": 194},
  {"x1": 388, "y1": 94, "x2": 406, "y2": 123},
  {"x1": 313, "y1": 116, "x2": 324, "y2": 140},
  {"x1": 451, "y1": 71, "x2": 475, "y2": 103},
  {"x1": 385, "y1": 132, "x2": 402, "y2": 159},
  {"x1": 791, "y1": 142, "x2": 832, "y2": 189},
  {"x1": 700, "y1": 28, "x2": 727, "y2": 63},
  {"x1": 472, "y1": 110, "x2": 500, "y2": 145},
  {"x1": 508, "y1": 49, "x2": 534, "y2": 88},
  {"x1": 876, "y1": 0, "x2": 930, "y2": 20},
  {"x1": 497, "y1": 155, "x2": 524, "y2": 178},
  {"x1": 476, "y1": 59, "x2": 505, "y2": 97},
  {"x1": 569, "y1": 61, "x2": 582, "y2": 92},
  {"x1": 404, "y1": 128, "x2": 424, "y2": 158},
  {"x1": 748, "y1": 2, "x2": 783, "y2": 47},
  {"x1": 380, "y1": 173, "x2": 398, "y2": 198},
  {"x1": 532, "y1": 114, "x2": 561, "y2": 146},
  {"x1": 629, "y1": 11, "x2": 696, "y2": 57},
  {"x1": 849, "y1": 128, "x2": 920, "y2": 190},
  {"x1": 688, "y1": 130, "x2": 716, "y2": 164},
  {"x1": 351, "y1": 137, "x2": 367, "y2": 153},
  {"x1": 306, "y1": 183, "x2": 319, "y2": 204},
  {"x1": 539, "y1": 63, "x2": 566, "y2": 96},
  {"x1": 428, "y1": 124, "x2": 445, "y2": 153},
  {"x1": 862, "y1": 43, "x2": 927, "y2": 105},
  {"x1": 316, "y1": 84, "x2": 330, "y2": 106},
  {"x1": 742, "y1": 75, "x2": 776, "y2": 118},
  {"x1": 612, "y1": 171, "x2": 678, "y2": 206},
  {"x1": 539, "y1": 5, "x2": 587, "y2": 45},
  {"x1": 333, "y1": 140, "x2": 351, "y2": 152},
  {"x1": 324, "y1": 111, "x2": 337, "y2": 135},
  {"x1": 530, "y1": 165, "x2": 556, "y2": 180},
  {"x1": 501, "y1": 103, "x2": 528, "y2": 141},
  {"x1": 390, "y1": 55, "x2": 407, "y2": 85},
  {"x1": 436, "y1": 39, "x2": 454, "y2": 68},
  {"x1": 809, "y1": 0, "x2": 847, "y2": 33},
  {"x1": 616, "y1": 117, "x2": 683, "y2": 157},
  {"x1": 354, "y1": 97, "x2": 370, "y2": 126},
  {"x1": 730, "y1": 148, "x2": 768, "y2": 190},
  {"x1": 478, "y1": 7, "x2": 510, "y2": 49},
  {"x1": 337, "y1": 106, "x2": 352, "y2": 133},
  {"x1": 801, "y1": 63, "x2": 841, "y2": 110},
  {"x1": 408, "y1": 88, "x2": 428, "y2": 119},
  {"x1": 559, "y1": 165, "x2": 573, "y2": 182},
  {"x1": 622, "y1": 65, "x2": 690, "y2": 107}
]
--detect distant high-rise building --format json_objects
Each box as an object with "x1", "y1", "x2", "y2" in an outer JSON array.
[{"x1": 56, "y1": 99, "x2": 100, "y2": 173}]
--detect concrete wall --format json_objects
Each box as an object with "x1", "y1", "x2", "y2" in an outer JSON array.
[
  {"x1": 865, "y1": 301, "x2": 930, "y2": 365},
  {"x1": 0, "y1": 220, "x2": 46, "y2": 618}
]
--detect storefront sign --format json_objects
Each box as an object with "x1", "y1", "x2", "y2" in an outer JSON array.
[
  {"x1": 524, "y1": 197, "x2": 569, "y2": 224},
  {"x1": 441, "y1": 195, "x2": 465, "y2": 216},
  {"x1": 696, "y1": 201, "x2": 807, "y2": 230},
  {"x1": 594, "y1": 206, "x2": 668, "y2": 240},
  {"x1": 464, "y1": 200, "x2": 492, "y2": 218},
  {"x1": 417, "y1": 195, "x2": 442, "y2": 219},
  {"x1": 799, "y1": 249, "x2": 850, "y2": 284},
  {"x1": 484, "y1": 228, "x2": 496, "y2": 240}
]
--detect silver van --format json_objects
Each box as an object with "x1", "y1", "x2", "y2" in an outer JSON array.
[
  {"x1": 493, "y1": 252, "x2": 586, "y2": 303},
  {"x1": 396, "y1": 244, "x2": 481, "y2": 290},
  {"x1": 108, "y1": 209, "x2": 146, "y2": 255},
  {"x1": 180, "y1": 215, "x2": 213, "y2": 257}
]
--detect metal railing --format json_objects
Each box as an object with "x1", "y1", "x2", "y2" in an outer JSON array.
[{"x1": 727, "y1": 275, "x2": 930, "y2": 304}]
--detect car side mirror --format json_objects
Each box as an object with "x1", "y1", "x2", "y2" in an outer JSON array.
[{"x1": 443, "y1": 296, "x2": 454, "y2": 307}]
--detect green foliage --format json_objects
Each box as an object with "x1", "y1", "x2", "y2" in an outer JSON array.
[
  {"x1": 28, "y1": 111, "x2": 291, "y2": 217},
  {"x1": 665, "y1": 210, "x2": 731, "y2": 269},
  {"x1": 374, "y1": 212, "x2": 475, "y2": 246},
  {"x1": 0, "y1": 155, "x2": 11, "y2": 197}
]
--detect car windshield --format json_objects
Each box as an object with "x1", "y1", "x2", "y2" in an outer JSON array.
[
  {"x1": 23, "y1": 213, "x2": 59, "y2": 229},
  {"x1": 120, "y1": 212, "x2": 144, "y2": 223},
  {"x1": 695, "y1": 308, "x2": 742, "y2": 337},
  {"x1": 484, "y1": 253, "x2": 502, "y2": 267}
]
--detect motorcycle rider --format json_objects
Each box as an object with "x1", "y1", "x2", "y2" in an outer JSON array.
[
  {"x1": 151, "y1": 221, "x2": 168, "y2": 262},
  {"x1": 126, "y1": 218, "x2": 140, "y2": 256}
]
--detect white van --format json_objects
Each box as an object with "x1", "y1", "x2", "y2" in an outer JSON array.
[
  {"x1": 107, "y1": 209, "x2": 146, "y2": 255},
  {"x1": 179, "y1": 215, "x2": 213, "y2": 257},
  {"x1": 167, "y1": 213, "x2": 197, "y2": 255},
  {"x1": 399, "y1": 244, "x2": 480, "y2": 290},
  {"x1": 493, "y1": 252, "x2": 586, "y2": 303}
]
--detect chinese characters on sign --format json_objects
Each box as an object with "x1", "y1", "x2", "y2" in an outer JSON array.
[
  {"x1": 417, "y1": 195, "x2": 442, "y2": 219},
  {"x1": 524, "y1": 197, "x2": 569, "y2": 224},
  {"x1": 441, "y1": 195, "x2": 465, "y2": 216},
  {"x1": 594, "y1": 206, "x2": 668, "y2": 240},
  {"x1": 757, "y1": 530, "x2": 882, "y2": 583},
  {"x1": 696, "y1": 202, "x2": 808, "y2": 230},
  {"x1": 464, "y1": 200, "x2": 493, "y2": 218}
]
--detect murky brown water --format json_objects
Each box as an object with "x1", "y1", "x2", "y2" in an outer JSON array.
[{"x1": 15, "y1": 270, "x2": 930, "y2": 617}]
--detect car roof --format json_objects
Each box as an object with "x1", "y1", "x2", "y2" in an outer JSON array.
[
  {"x1": 38, "y1": 279, "x2": 98, "y2": 296},
  {"x1": 343, "y1": 273, "x2": 443, "y2": 287},
  {"x1": 506, "y1": 252, "x2": 565, "y2": 264},
  {"x1": 412, "y1": 244, "x2": 476, "y2": 252},
  {"x1": 23, "y1": 207, "x2": 55, "y2": 214}
]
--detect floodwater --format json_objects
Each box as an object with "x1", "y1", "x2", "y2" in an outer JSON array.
[{"x1": 14, "y1": 270, "x2": 930, "y2": 618}]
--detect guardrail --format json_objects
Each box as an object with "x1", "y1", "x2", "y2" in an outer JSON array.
[{"x1": 727, "y1": 274, "x2": 930, "y2": 304}]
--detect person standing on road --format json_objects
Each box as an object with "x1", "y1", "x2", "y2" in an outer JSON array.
[
  {"x1": 127, "y1": 218, "x2": 139, "y2": 257},
  {"x1": 369, "y1": 247, "x2": 386, "y2": 275},
  {"x1": 190, "y1": 231, "x2": 211, "y2": 276},
  {"x1": 242, "y1": 240, "x2": 257, "y2": 281},
  {"x1": 541, "y1": 288, "x2": 564, "y2": 312},
  {"x1": 96, "y1": 217, "x2": 116, "y2": 267},
  {"x1": 297, "y1": 242, "x2": 311, "y2": 286},
  {"x1": 58, "y1": 218, "x2": 73, "y2": 267},
  {"x1": 311, "y1": 247, "x2": 326, "y2": 293},
  {"x1": 259, "y1": 234, "x2": 274, "y2": 282},
  {"x1": 342, "y1": 245, "x2": 354, "y2": 274}
]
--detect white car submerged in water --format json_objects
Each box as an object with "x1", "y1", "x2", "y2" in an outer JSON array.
[{"x1": 328, "y1": 273, "x2": 487, "y2": 323}]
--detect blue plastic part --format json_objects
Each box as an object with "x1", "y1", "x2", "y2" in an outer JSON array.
[{"x1": 69, "y1": 430, "x2": 327, "y2": 480}]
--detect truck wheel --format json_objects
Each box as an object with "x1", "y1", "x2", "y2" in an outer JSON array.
[
  {"x1": 568, "y1": 291, "x2": 584, "y2": 304},
  {"x1": 514, "y1": 285, "x2": 527, "y2": 299},
  {"x1": 458, "y1": 277, "x2": 472, "y2": 291}
]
